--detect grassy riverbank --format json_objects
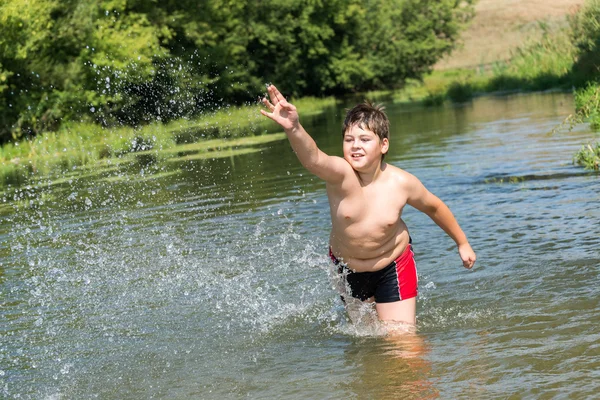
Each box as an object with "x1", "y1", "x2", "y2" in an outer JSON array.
[
  {"x1": 1, "y1": 0, "x2": 599, "y2": 182},
  {"x1": 0, "y1": 96, "x2": 337, "y2": 186},
  {"x1": 389, "y1": 0, "x2": 583, "y2": 102},
  {"x1": 394, "y1": 23, "x2": 576, "y2": 105},
  {"x1": 387, "y1": 0, "x2": 600, "y2": 170}
]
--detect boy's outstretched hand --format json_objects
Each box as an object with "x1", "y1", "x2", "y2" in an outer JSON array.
[
  {"x1": 458, "y1": 243, "x2": 476, "y2": 269},
  {"x1": 260, "y1": 85, "x2": 299, "y2": 131}
]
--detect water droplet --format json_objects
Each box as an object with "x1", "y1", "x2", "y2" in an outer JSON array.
[
  {"x1": 424, "y1": 281, "x2": 436, "y2": 290},
  {"x1": 60, "y1": 364, "x2": 72, "y2": 375}
]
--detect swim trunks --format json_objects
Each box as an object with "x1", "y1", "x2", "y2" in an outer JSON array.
[{"x1": 329, "y1": 243, "x2": 418, "y2": 303}]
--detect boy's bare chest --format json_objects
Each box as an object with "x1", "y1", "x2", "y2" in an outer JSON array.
[{"x1": 332, "y1": 190, "x2": 406, "y2": 226}]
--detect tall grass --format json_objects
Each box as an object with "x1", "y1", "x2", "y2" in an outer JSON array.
[
  {"x1": 571, "y1": 83, "x2": 600, "y2": 170},
  {"x1": 0, "y1": 96, "x2": 337, "y2": 186},
  {"x1": 393, "y1": 23, "x2": 577, "y2": 105},
  {"x1": 574, "y1": 82, "x2": 600, "y2": 130},
  {"x1": 487, "y1": 25, "x2": 575, "y2": 91},
  {"x1": 574, "y1": 142, "x2": 600, "y2": 170}
]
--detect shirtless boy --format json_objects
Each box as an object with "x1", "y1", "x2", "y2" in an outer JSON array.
[{"x1": 261, "y1": 85, "x2": 476, "y2": 327}]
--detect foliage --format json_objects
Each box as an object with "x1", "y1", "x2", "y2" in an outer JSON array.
[
  {"x1": 393, "y1": 21, "x2": 578, "y2": 106},
  {"x1": 0, "y1": 0, "x2": 168, "y2": 139},
  {"x1": 569, "y1": 0, "x2": 600, "y2": 84},
  {"x1": 489, "y1": 25, "x2": 575, "y2": 91},
  {"x1": 0, "y1": 95, "x2": 336, "y2": 186},
  {"x1": 574, "y1": 142, "x2": 600, "y2": 170},
  {"x1": 569, "y1": 0, "x2": 600, "y2": 170},
  {"x1": 574, "y1": 82, "x2": 600, "y2": 130},
  {"x1": 0, "y1": 0, "x2": 475, "y2": 143}
]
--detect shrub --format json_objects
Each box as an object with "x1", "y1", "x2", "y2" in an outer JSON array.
[
  {"x1": 574, "y1": 142, "x2": 600, "y2": 170},
  {"x1": 570, "y1": 0, "x2": 600, "y2": 83},
  {"x1": 574, "y1": 82, "x2": 600, "y2": 130}
]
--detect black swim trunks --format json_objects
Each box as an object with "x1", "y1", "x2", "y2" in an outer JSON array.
[{"x1": 329, "y1": 244, "x2": 418, "y2": 303}]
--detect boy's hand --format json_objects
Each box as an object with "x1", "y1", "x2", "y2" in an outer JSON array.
[
  {"x1": 458, "y1": 243, "x2": 476, "y2": 269},
  {"x1": 260, "y1": 85, "x2": 299, "y2": 131}
]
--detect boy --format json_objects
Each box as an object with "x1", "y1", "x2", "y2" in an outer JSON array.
[{"x1": 260, "y1": 85, "x2": 476, "y2": 327}]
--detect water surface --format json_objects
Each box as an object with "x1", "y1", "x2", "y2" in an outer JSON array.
[{"x1": 2, "y1": 92, "x2": 599, "y2": 399}]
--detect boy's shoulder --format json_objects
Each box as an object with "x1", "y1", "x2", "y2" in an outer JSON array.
[
  {"x1": 383, "y1": 163, "x2": 420, "y2": 187},
  {"x1": 384, "y1": 163, "x2": 414, "y2": 179}
]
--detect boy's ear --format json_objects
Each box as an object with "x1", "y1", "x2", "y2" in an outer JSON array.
[{"x1": 381, "y1": 138, "x2": 390, "y2": 154}]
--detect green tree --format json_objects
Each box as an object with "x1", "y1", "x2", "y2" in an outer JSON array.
[
  {"x1": 0, "y1": 0, "x2": 474, "y2": 143},
  {"x1": 0, "y1": 0, "x2": 167, "y2": 139},
  {"x1": 245, "y1": 0, "x2": 474, "y2": 97}
]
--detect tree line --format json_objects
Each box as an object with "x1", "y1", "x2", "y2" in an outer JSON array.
[{"x1": 0, "y1": 0, "x2": 475, "y2": 143}]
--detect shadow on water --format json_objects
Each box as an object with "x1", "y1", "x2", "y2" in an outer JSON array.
[{"x1": 479, "y1": 170, "x2": 596, "y2": 184}]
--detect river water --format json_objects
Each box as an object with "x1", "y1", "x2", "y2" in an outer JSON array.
[{"x1": 1, "y1": 92, "x2": 599, "y2": 399}]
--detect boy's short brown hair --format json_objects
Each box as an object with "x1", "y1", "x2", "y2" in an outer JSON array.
[{"x1": 342, "y1": 101, "x2": 390, "y2": 159}]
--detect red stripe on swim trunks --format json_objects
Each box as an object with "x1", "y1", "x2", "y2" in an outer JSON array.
[{"x1": 395, "y1": 245, "x2": 417, "y2": 300}]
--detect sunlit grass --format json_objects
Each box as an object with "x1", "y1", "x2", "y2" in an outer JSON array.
[
  {"x1": 392, "y1": 25, "x2": 576, "y2": 105},
  {"x1": 574, "y1": 142, "x2": 600, "y2": 170},
  {"x1": 0, "y1": 97, "x2": 334, "y2": 187},
  {"x1": 575, "y1": 83, "x2": 600, "y2": 130}
]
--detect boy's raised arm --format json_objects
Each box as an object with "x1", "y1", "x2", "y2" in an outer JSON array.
[{"x1": 261, "y1": 85, "x2": 348, "y2": 183}]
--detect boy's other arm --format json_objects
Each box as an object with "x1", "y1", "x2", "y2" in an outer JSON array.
[
  {"x1": 404, "y1": 173, "x2": 476, "y2": 269},
  {"x1": 261, "y1": 85, "x2": 348, "y2": 183}
]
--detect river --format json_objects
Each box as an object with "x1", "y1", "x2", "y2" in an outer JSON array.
[{"x1": 1, "y1": 92, "x2": 599, "y2": 398}]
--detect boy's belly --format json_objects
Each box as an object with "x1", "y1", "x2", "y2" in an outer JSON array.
[{"x1": 329, "y1": 220, "x2": 410, "y2": 272}]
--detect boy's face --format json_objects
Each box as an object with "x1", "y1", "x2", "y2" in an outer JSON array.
[{"x1": 343, "y1": 124, "x2": 389, "y2": 171}]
